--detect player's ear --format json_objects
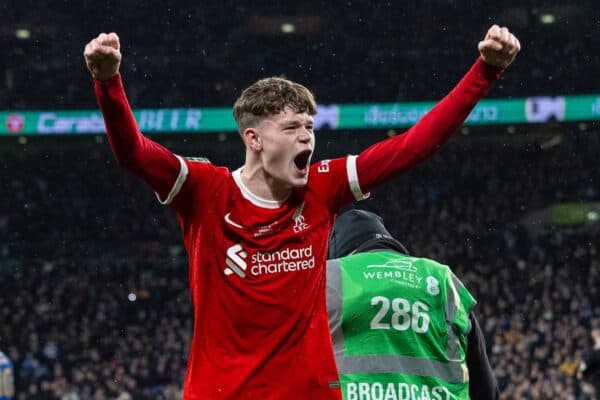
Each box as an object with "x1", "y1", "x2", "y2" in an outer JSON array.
[{"x1": 244, "y1": 128, "x2": 262, "y2": 151}]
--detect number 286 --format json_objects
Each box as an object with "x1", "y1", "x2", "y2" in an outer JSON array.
[{"x1": 370, "y1": 296, "x2": 430, "y2": 333}]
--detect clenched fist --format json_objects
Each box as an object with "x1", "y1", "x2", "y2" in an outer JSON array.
[
  {"x1": 478, "y1": 25, "x2": 521, "y2": 69},
  {"x1": 84, "y1": 32, "x2": 122, "y2": 81}
]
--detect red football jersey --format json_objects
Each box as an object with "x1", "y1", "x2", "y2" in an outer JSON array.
[
  {"x1": 165, "y1": 157, "x2": 361, "y2": 399},
  {"x1": 94, "y1": 57, "x2": 501, "y2": 400}
]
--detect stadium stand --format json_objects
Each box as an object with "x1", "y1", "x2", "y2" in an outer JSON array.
[{"x1": 0, "y1": 1, "x2": 599, "y2": 109}]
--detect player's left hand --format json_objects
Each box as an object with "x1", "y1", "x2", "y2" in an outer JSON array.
[{"x1": 478, "y1": 25, "x2": 521, "y2": 69}]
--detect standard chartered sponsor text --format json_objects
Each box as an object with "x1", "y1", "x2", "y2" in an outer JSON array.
[
  {"x1": 346, "y1": 382, "x2": 450, "y2": 400},
  {"x1": 250, "y1": 245, "x2": 315, "y2": 276}
]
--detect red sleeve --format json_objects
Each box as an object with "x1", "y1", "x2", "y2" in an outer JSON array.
[
  {"x1": 309, "y1": 157, "x2": 364, "y2": 213},
  {"x1": 357, "y1": 58, "x2": 502, "y2": 191},
  {"x1": 94, "y1": 74, "x2": 181, "y2": 202}
]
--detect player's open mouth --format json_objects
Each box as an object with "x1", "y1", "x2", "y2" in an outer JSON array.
[{"x1": 293, "y1": 150, "x2": 312, "y2": 172}]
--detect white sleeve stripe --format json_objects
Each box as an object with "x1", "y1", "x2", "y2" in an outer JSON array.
[
  {"x1": 346, "y1": 155, "x2": 369, "y2": 201},
  {"x1": 156, "y1": 155, "x2": 189, "y2": 205}
]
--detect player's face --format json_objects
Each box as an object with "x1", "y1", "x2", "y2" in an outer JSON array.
[{"x1": 256, "y1": 107, "x2": 315, "y2": 188}]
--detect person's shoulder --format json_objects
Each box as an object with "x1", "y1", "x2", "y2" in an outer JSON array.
[{"x1": 408, "y1": 256, "x2": 457, "y2": 281}]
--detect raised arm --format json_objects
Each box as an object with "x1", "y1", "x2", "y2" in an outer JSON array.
[
  {"x1": 84, "y1": 33, "x2": 182, "y2": 202},
  {"x1": 356, "y1": 25, "x2": 521, "y2": 191}
]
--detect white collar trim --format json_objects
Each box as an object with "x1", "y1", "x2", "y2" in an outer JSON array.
[{"x1": 232, "y1": 168, "x2": 289, "y2": 209}]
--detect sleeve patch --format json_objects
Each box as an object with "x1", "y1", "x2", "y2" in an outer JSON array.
[{"x1": 185, "y1": 156, "x2": 210, "y2": 163}]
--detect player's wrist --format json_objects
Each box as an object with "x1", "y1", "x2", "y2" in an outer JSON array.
[
  {"x1": 476, "y1": 56, "x2": 503, "y2": 81},
  {"x1": 93, "y1": 71, "x2": 120, "y2": 81},
  {"x1": 94, "y1": 72, "x2": 121, "y2": 85}
]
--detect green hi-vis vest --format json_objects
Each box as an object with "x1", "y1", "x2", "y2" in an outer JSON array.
[{"x1": 326, "y1": 250, "x2": 476, "y2": 400}]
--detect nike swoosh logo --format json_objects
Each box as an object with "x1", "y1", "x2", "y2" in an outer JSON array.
[{"x1": 224, "y1": 213, "x2": 244, "y2": 229}]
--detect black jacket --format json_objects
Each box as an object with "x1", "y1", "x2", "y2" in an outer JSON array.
[{"x1": 466, "y1": 312, "x2": 500, "y2": 399}]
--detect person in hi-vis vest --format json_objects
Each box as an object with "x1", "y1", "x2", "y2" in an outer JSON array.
[{"x1": 327, "y1": 209, "x2": 499, "y2": 400}]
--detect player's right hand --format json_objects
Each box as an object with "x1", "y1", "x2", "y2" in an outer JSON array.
[{"x1": 84, "y1": 32, "x2": 122, "y2": 81}]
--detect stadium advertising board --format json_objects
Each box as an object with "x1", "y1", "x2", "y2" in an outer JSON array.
[{"x1": 2, "y1": 95, "x2": 599, "y2": 135}]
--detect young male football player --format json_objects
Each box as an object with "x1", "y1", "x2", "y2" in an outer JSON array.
[{"x1": 84, "y1": 25, "x2": 519, "y2": 399}]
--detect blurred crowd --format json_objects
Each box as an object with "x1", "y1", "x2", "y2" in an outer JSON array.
[
  {"x1": 1, "y1": 0, "x2": 599, "y2": 110},
  {"x1": 1, "y1": 2, "x2": 600, "y2": 398},
  {"x1": 0, "y1": 129, "x2": 599, "y2": 399}
]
